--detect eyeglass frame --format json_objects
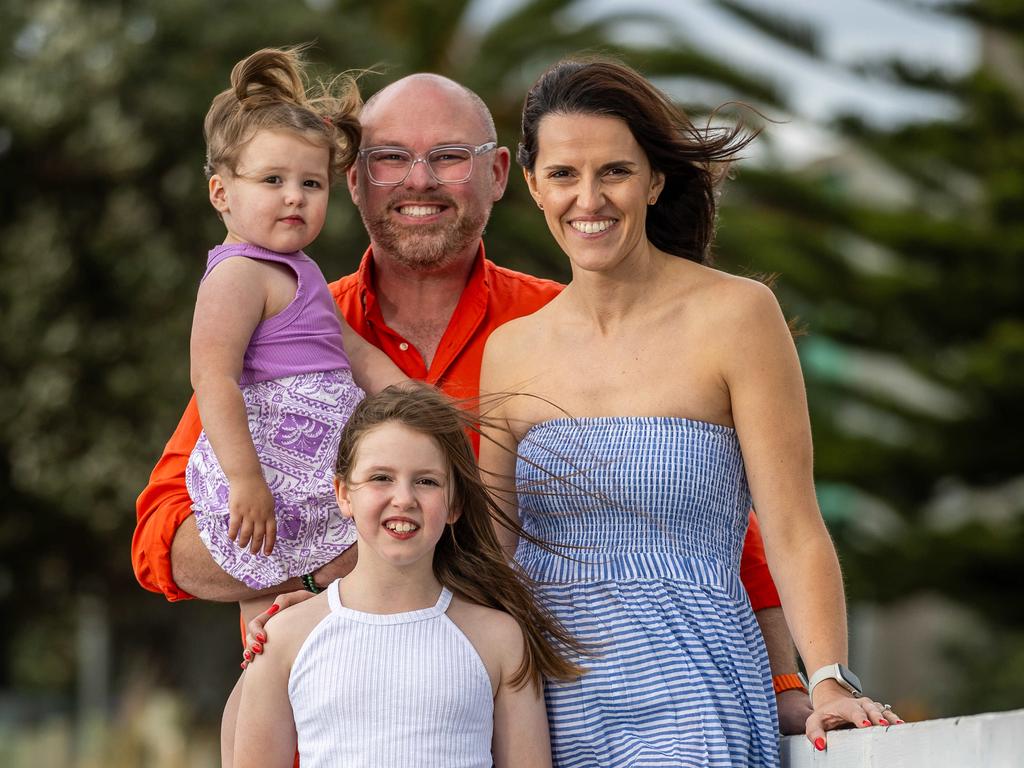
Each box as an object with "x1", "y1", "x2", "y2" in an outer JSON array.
[{"x1": 357, "y1": 141, "x2": 498, "y2": 186}]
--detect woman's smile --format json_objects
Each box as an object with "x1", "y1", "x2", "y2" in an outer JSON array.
[{"x1": 526, "y1": 112, "x2": 663, "y2": 273}]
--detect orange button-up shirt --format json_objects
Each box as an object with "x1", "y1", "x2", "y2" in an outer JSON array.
[{"x1": 132, "y1": 243, "x2": 780, "y2": 610}]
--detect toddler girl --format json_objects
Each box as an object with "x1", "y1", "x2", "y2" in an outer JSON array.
[
  {"x1": 232, "y1": 383, "x2": 584, "y2": 767},
  {"x1": 186, "y1": 46, "x2": 402, "y2": 625}
]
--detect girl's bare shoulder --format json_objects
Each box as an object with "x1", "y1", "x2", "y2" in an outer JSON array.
[
  {"x1": 263, "y1": 591, "x2": 334, "y2": 662},
  {"x1": 446, "y1": 596, "x2": 525, "y2": 671}
]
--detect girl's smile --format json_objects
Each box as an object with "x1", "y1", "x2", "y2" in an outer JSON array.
[
  {"x1": 382, "y1": 516, "x2": 419, "y2": 538},
  {"x1": 335, "y1": 421, "x2": 456, "y2": 569}
]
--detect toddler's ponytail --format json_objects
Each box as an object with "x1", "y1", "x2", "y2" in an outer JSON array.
[{"x1": 204, "y1": 45, "x2": 362, "y2": 183}]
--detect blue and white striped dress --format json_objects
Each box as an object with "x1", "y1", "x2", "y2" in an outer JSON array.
[{"x1": 516, "y1": 418, "x2": 779, "y2": 767}]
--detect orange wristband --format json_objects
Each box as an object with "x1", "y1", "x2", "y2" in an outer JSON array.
[{"x1": 772, "y1": 673, "x2": 808, "y2": 695}]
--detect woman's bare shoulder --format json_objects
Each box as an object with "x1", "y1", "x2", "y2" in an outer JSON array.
[
  {"x1": 681, "y1": 265, "x2": 782, "y2": 325},
  {"x1": 481, "y1": 305, "x2": 558, "y2": 392},
  {"x1": 487, "y1": 301, "x2": 556, "y2": 351}
]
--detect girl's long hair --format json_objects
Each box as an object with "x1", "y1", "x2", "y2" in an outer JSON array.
[
  {"x1": 203, "y1": 44, "x2": 361, "y2": 184},
  {"x1": 334, "y1": 382, "x2": 586, "y2": 689}
]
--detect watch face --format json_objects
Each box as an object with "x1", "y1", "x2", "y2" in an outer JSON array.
[{"x1": 838, "y1": 664, "x2": 863, "y2": 695}]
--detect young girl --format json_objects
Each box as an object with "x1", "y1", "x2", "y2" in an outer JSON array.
[
  {"x1": 232, "y1": 383, "x2": 584, "y2": 767},
  {"x1": 185, "y1": 45, "x2": 403, "y2": 627}
]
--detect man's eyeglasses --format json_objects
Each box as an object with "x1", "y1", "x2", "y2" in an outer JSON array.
[{"x1": 358, "y1": 142, "x2": 497, "y2": 186}]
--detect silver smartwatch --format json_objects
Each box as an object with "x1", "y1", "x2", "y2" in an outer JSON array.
[{"x1": 807, "y1": 663, "x2": 863, "y2": 701}]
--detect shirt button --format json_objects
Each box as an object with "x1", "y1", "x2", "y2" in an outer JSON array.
[{"x1": 399, "y1": 342, "x2": 409, "y2": 351}]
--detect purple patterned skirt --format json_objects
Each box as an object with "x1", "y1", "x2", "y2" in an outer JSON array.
[{"x1": 186, "y1": 369, "x2": 364, "y2": 589}]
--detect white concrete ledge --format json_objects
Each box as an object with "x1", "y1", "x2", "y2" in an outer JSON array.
[{"x1": 780, "y1": 709, "x2": 1024, "y2": 768}]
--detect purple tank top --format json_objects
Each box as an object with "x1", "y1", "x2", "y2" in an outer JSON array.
[{"x1": 203, "y1": 243, "x2": 351, "y2": 385}]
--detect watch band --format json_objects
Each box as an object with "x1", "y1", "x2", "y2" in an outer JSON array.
[
  {"x1": 807, "y1": 663, "x2": 863, "y2": 699},
  {"x1": 772, "y1": 673, "x2": 808, "y2": 695}
]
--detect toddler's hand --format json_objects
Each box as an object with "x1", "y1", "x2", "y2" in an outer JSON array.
[{"x1": 227, "y1": 474, "x2": 277, "y2": 555}]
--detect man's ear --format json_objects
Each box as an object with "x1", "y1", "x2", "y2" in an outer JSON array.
[
  {"x1": 333, "y1": 477, "x2": 353, "y2": 519},
  {"x1": 346, "y1": 164, "x2": 361, "y2": 207},
  {"x1": 490, "y1": 145, "x2": 512, "y2": 202},
  {"x1": 209, "y1": 174, "x2": 230, "y2": 214}
]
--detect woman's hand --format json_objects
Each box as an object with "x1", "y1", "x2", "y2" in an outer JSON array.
[
  {"x1": 805, "y1": 689, "x2": 904, "y2": 751},
  {"x1": 240, "y1": 590, "x2": 313, "y2": 669}
]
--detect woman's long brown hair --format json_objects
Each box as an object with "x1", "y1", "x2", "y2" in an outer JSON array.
[
  {"x1": 518, "y1": 55, "x2": 758, "y2": 265},
  {"x1": 334, "y1": 382, "x2": 587, "y2": 690}
]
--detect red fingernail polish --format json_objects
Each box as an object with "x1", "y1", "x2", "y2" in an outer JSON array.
[
  {"x1": 862, "y1": 720, "x2": 871, "y2": 727},
  {"x1": 814, "y1": 737, "x2": 826, "y2": 751},
  {"x1": 240, "y1": 662, "x2": 246, "y2": 669},
  {"x1": 896, "y1": 720, "x2": 905, "y2": 724},
  {"x1": 879, "y1": 720, "x2": 887, "y2": 725},
  {"x1": 244, "y1": 650, "x2": 252, "y2": 660},
  {"x1": 256, "y1": 633, "x2": 266, "y2": 643},
  {"x1": 267, "y1": 604, "x2": 280, "y2": 615},
  {"x1": 253, "y1": 643, "x2": 263, "y2": 653}
]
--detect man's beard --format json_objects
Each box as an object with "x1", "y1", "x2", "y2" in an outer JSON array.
[{"x1": 360, "y1": 192, "x2": 490, "y2": 271}]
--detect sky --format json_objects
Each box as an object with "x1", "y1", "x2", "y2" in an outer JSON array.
[{"x1": 466, "y1": 0, "x2": 980, "y2": 127}]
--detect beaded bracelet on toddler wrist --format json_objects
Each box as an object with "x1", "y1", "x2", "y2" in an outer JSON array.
[
  {"x1": 301, "y1": 573, "x2": 323, "y2": 594},
  {"x1": 772, "y1": 673, "x2": 808, "y2": 695}
]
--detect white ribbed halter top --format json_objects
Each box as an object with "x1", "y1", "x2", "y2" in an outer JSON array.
[{"x1": 288, "y1": 579, "x2": 494, "y2": 767}]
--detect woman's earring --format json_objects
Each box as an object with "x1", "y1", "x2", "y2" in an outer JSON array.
[{"x1": 537, "y1": 202, "x2": 544, "y2": 210}]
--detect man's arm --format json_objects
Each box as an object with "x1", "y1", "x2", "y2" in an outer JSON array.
[
  {"x1": 171, "y1": 514, "x2": 358, "y2": 601},
  {"x1": 756, "y1": 605, "x2": 813, "y2": 734},
  {"x1": 741, "y1": 511, "x2": 812, "y2": 735},
  {"x1": 741, "y1": 510, "x2": 781, "y2": 612},
  {"x1": 337, "y1": 311, "x2": 407, "y2": 394},
  {"x1": 132, "y1": 395, "x2": 205, "y2": 601}
]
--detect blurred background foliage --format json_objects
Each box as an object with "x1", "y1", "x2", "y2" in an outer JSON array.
[{"x1": 1, "y1": 0, "x2": 1021, "y2": 764}]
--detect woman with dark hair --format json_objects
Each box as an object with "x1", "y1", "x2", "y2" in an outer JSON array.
[{"x1": 479, "y1": 57, "x2": 900, "y2": 765}]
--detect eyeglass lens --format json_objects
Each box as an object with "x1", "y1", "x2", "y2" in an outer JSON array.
[{"x1": 366, "y1": 147, "x2": 475, "y2": 184}]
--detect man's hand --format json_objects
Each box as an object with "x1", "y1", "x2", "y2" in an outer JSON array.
[
  {"x1": 776, "y1": 689, "x2": 814, "y2": 735},
  {"x1": 754, "y1": 607, "x2": 812, "y2": 734},
  {"x1": 227, "y1": 474, "x2": 277, "y2": 555}
]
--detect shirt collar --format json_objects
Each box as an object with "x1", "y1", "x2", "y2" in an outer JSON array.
[{"x1": 356, "y1": 241, "x2": 490, "y2": 322}]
